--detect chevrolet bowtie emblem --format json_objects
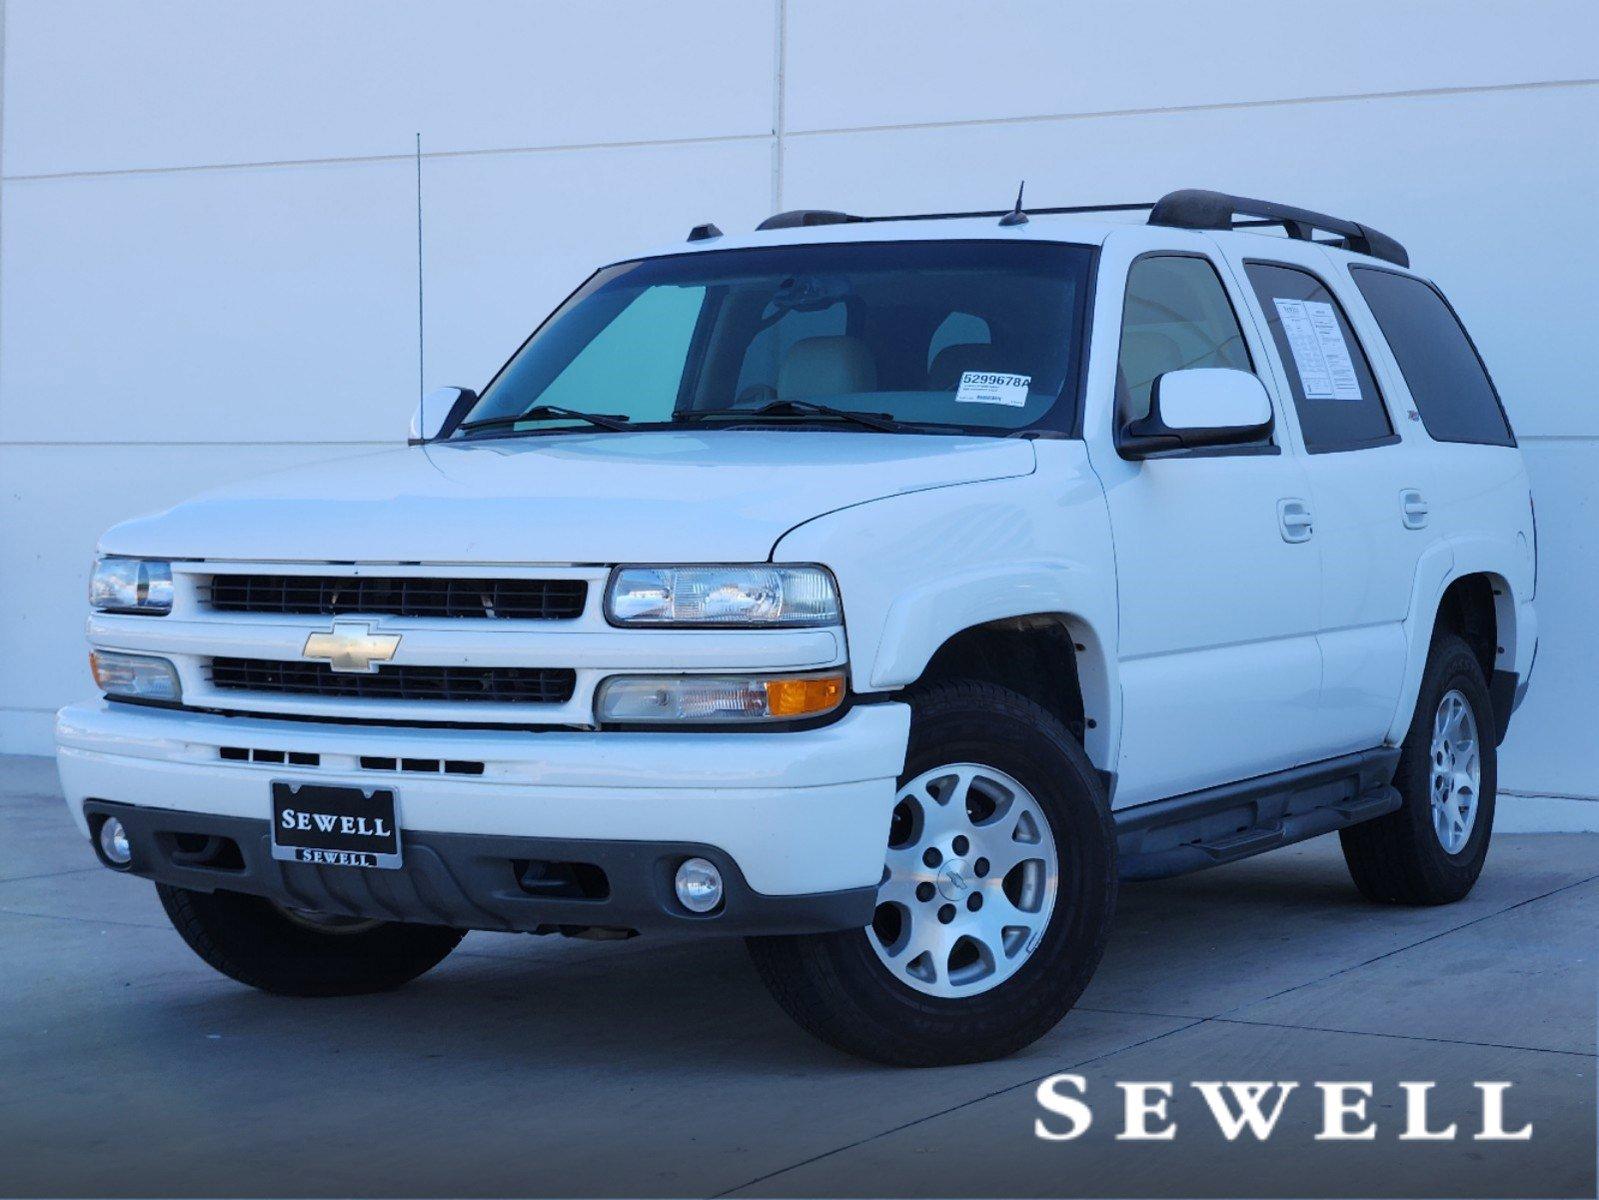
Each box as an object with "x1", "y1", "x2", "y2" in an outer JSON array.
[{"x1": 302, "y1": 622, "x2": 401, "y2": 673}]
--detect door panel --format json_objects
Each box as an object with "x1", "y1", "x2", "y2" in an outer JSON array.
[
  {"x1": 1101, "y1": 250, "x2": 1324, "y2": 807},
  {"x1": 1108, "y1": 454, "x2": 1323, "y2": 804},
  {"x1": 1232, "y1": 253, "x2": 1434, "y2": 755}
]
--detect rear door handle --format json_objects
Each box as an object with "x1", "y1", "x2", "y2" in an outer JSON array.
[
  {"x1": 1401, "y1": 489, "x2": 1429, "y2": 530},
  {"x1": 1278, "y1": 498, "x2": 1314, "y2": 543}
]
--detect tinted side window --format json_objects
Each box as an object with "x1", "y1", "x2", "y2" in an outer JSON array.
[
  {"x1": 1244, "y1": 263, "x2": 1394, "y2": 452},
  {"x1": 1117, "y1": 255, "x2": 1252, "y2": 423},
  {"x1": 1351, "y1": 268, "x2": 1514, "y2": 447}
]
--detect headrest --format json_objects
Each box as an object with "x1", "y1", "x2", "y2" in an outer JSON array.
[
  {"x1": 928, "y1": 342, "x2": 1002, "y2": 391},
  {"x1": 778, "y1": 336, "x2": 878, "y2": 399}
]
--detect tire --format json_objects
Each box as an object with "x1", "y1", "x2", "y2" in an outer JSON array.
[
  {"x1": 156, "y1": 884, "x2": 465, "y2": 996},
  {"x1": 748, "y1": 680, "x2": 1118, "y2": 1067},
  {"x1": 1340, "y1": 633, "x2": 1497, "y2": 905}
]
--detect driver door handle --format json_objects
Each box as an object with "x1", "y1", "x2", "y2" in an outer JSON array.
[{"x1": 1278, "y1": 498, "x2": 1314, "y2": 544}]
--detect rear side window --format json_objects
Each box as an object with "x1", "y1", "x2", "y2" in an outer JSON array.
[
  {"x1": 1350, "y1": 268, "x2": 1514, "y2": 447},
  {"x1": 1244, "y1": 263, "x2": 1394, "y2": 453}
]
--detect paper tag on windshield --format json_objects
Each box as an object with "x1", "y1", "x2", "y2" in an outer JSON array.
[
  {"x1": 955, "y1": 371, "x2": 1031, "y2": 408},
  {"x1": 1274, "y1": 298, "x2": 1362, "y2": 401}
]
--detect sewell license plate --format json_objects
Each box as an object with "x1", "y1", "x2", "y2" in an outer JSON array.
[{"x1": 271, "y1": 782, "x2": 401, "y2": 869}]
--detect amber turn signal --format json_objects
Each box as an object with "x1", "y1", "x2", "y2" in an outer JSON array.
[{"x1": 764, "y1": 673, "x2": 846, "y2": 718}]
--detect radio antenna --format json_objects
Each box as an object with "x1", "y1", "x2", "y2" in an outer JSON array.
[
  {"x1": 998, "y1": 180, "x2": 1028, "y2": 227},
  {"x1": 414, "y1": 132, "x2": 426, "y2": 424}
]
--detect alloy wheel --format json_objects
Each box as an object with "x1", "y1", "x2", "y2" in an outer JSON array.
[
  {"x1": 868, "y1": 763, "x2": 1058, "y2": 998},
  {"x1": 1430, "y1": 688, "x2": 1481, "y2": 854}
]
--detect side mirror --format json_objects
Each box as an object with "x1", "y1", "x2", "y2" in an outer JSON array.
[
  {"x1": 408, "y1": 387, "x2": 476, "y2": 444},
  {"x1": 1118, "y1": 368, "x2": 1273, "y2": 459}
]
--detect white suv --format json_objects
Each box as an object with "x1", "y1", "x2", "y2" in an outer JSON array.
[{"x1": 57, "y1": 188, "x2": 1537, "y2": 1066}]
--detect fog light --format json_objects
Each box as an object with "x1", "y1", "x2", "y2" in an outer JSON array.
[
  {"x1": 674, "y1": 857, "x2": 723, "y2": 914},
  {"x1": 97, "y1": 817, "x2": 132, "y2": 867}
]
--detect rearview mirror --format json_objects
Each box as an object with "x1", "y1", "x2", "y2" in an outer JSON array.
[
  {"x1": 1118, "y1": 368, "x2": 1273, "y2": 459},
  {"x1": 408, "y1": 387, "x2": 476, "y2": 444}
]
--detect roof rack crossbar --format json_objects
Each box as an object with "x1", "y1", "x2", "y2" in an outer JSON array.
[{"x1": 1147, "y1": 188, "x2": 1409, "y2": 267}]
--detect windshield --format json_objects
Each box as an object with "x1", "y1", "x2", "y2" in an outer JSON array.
[{"x1": 453, "y1": 240, "x2": 1094, "y2": 438}]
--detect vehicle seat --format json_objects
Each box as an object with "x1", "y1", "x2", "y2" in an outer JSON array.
[{"x1": 778, "y1": 336, "x2": 878, "y2": 399}]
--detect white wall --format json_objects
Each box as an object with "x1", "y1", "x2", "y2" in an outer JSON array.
[{"x1": 2, "y1": 2, "x2": 1595, "y2": 826}]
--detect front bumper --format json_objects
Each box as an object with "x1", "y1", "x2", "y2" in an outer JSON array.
[
  {"x1": 84, "y1": 801, "x2": 876, "y2": 936},
  {"x1": 57, "y1": 699, "x2": 911, "y2": 934}
]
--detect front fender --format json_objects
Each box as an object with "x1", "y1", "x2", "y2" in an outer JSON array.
[
  {"x1": 868, "y1": 560, "x2": 1102, "y2": 689},
  {"x1": 771, "y1": 443, "x2": 1120, "y2": 770}
]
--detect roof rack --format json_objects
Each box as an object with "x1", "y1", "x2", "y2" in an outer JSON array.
[
  {"x1": 1147, "y1": 188, "x2": 1408, "y2": 267},
  {"x1": 748, "y1": 187, "x2": 1408, "y2": 267},
  {"x1": 755, "y1": 201, "x2": 1155, "y2": 231}
]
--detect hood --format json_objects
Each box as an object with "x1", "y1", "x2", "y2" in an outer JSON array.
[{"x1": 100, "y1": 430, "x2": 1037, "y2": 563}]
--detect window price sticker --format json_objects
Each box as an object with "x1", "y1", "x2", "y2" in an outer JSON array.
[
  {"x1": 956, "y1": 371, "x2": 1031, "y2": 408},
  {"x1": 1274, "y1": 299, "x2": 1362, "y2": 400}
]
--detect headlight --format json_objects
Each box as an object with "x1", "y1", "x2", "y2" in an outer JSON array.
[
  {"x1": 595, "y1": 671, "x2": 845, "y2": 724},
  {"x1": 90, "y1": 651, "x2": 182, "y2": 702},
  {"x1": 89, "y1": 557, "x2": 173, "y2": 615},
  {"x1": 606, "y1": 565, "x2": 840, "y2": 627}
]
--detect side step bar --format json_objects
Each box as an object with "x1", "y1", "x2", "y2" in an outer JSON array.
[{"x1": 1114, "y1": 748, "x2": 1402, "y2": 881}]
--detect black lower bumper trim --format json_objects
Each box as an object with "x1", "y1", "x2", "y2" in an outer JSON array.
[{"x1": 83, "y1": 801, "x2": 876, "y2": 937}]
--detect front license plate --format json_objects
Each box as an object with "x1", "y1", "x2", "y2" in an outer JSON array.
[{"x1": 271, "y1": 782, "x2": 401, "y2": 870}]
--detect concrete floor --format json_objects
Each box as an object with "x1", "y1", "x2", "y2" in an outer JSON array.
[{"x1": 1, "y1": 753, "x2": 1593, "y2": 1199}]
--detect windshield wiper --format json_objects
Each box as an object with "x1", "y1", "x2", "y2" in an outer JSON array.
[
  {"x1": 678, "y1": 399, "x2": 903, "y2": 433},
  {"x1": 460, "y1": 405, "x2": 632, "y2": 434}
]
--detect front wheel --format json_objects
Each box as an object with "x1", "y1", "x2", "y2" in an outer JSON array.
[{"x1": 748, "y1": 680, "x2": 1117, "y2": 1066}]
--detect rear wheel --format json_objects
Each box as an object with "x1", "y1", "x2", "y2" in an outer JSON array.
[
  {"x1": 1340, "y1": 633, "x2": 1497, "y2": 905},
  {"x1": 748, "y1": 680, "x2": 1117, "y2": 1066},
  {"x1": 157, "y1": 884, "x2": 465, "y2": 996}
]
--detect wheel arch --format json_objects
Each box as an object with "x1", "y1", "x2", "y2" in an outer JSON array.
[
  {"x1": 884, "y1": 608, "x2": 1115, "y2": 773},
  {"x1": 1387, "y1": 539, "x2": 1528, "y2": 745}
]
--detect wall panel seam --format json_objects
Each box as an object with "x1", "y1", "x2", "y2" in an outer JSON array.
[
  {"x1": 784, "y1": 76, "x2": 1599, "y2": 138},
  {"x1": 9, "y1": 78, "x2": 1592, "y2": 185},
  {"x1": 0, "y1": 440, "x2": 400, "y2": 448},
  {"x1": 770, "y1": 0, "x2": 787, "y2": 212},
  {"x1": 3, "y1": 130, "x2": 774, "y2": 184},
  {"x1": 0, "y1": 0, "x2": 7, "y2": 423},
  {"x1": 1501, "y1": 790, "x2": 1599, "y2": 804}
]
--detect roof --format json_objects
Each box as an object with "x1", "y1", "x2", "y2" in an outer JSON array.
[{"x1": 633, "y1": 211, "x2": 1135, "y2": 262}]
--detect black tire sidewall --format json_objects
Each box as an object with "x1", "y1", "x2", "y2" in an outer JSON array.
[
  {"x1": 762, "y1": 681, "x2": 1117, "y2": 1063},
  {"x1": 1396, "y1": 635, "x2": 1498, "y2": 885},
  {"x1": 158, "y1": 883, "x2": 465, "y2": 996}
]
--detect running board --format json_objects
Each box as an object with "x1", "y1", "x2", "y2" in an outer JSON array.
[{"x1": 1114, "y1": 748, "x2": 1402, "y2": 881}]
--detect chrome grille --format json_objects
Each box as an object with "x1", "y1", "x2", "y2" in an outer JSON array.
[{"x1": 204, "y1": 574, "x2": 587, "y2": 620}]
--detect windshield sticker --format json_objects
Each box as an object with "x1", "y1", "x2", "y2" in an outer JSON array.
[
  {"x1": 956, "y1": 371, "x2": 1031, "y2": 408},
  {"x1": 1273, "y1": 298, "x2": 1362, "y2": 401}
]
